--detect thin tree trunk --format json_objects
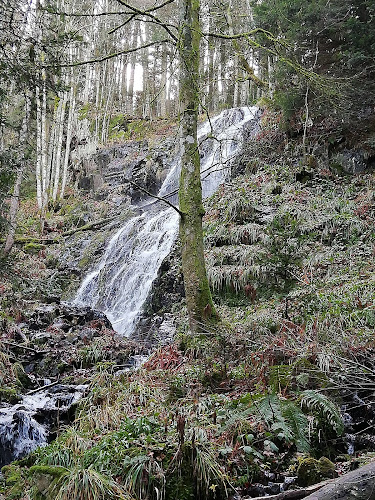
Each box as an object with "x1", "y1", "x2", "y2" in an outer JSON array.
[
  {"x1": 35, "y1": 84, "x2": 43, "y2": 209},
  {"x1": 47, "y1": 102, "x2": 58, "y2": 197},
  {"x1": 127, "y1": 24, "x2": 138, "y2": 115},
  {"x1": 52, "y1": 93, "x2": 67, "y2": 201},
  {"x1": 220, "y1": 38, "x2": 227, "y2": 106},
  {"x1": 178, "y1": 0, "x2": 217, "y2": 331},
  {"x1": 60, "y1": 88, "x2": 75, "y2": 200},
  {"x1": 40, "y1": 74, "x2": 48, "y2": 218},
  {"x1": 160, "y1": 46, "x2": 168, "y2": 117},
  {"x1": 4, "y1": 96, "x2": 30, "y2": 255}
]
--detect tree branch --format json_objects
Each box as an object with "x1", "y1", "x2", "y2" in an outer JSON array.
[
  {"x1": 42, "y1": 8, "x2": 135, "y2": 17},
  {"x1": 48, "y1": 39, "x2": 170, "y2": 68},
  {"x1": 125, "y1": 179, "x2": 184, "y2": 217},
  {"x1": 114, "y1": 0, "x2": 178, "y2": 41}
]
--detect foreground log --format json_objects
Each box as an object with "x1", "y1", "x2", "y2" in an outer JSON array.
[
  {"x1": 250, "y1": 480, "x2": 332, "y2": 500},
  {"x1": 250, "y1": 461, "x2": 375, "y2": 500},
  {"x1": 303, "y1": 461, "x2": 375, "y2": 500},
  {"x1": 1, "y1": 216, "x2": 119, "y2": 246}
]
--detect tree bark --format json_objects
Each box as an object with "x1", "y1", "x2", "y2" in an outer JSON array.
[
  {"x1": 178, "y1": 0, "x2": 217, "y2": 331},
  {"x1": 60, "y1": 86, "x2": 75, "y2": 200},
  {"x1": 52, "y1": 93, "x2": 67, "y2": 201},
  {"x1": 4, "y1": 95, "x2": 30, "y2": 256}
]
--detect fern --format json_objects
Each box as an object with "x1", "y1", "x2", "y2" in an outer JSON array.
[
  {"x1": 281, "y1": 401, "x2": 310, "y2": 452},
  {"x1": 254, "y1": 395, "x2": 310, "y2": 452},
  {"x1": 300, "y1": 390, "x2": 344, "y2": 436}
]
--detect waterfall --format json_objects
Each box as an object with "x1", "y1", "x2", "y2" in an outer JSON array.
[{"x1": 75, "y1": 106, "x2": 260, "y2": 336}]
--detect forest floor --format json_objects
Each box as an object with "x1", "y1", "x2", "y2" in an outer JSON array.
[{"x1": 1, "y1": 113, "x2": 375, "y2": 499}]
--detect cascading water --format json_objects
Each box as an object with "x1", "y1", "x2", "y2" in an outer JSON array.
[
  {"x1": 0, "y1": 385, "x2": 87, "y2": 467},
  {"x1": 75, "y1": 107, "x2": 260, "y2": 336}
]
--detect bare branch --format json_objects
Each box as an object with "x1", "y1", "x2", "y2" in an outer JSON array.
[
  {"x1": 125, "y1": 179, "x2": 184, "y2": 217},
  {"x1": 42, "y1": 8, "x2": 134, "y2": 17},
  {"x1": 114, "y1": 0, "x2": 178, "y2": 41},
  {"x1": 48, "y1": 39, "x2": 170, "y2": 68}
]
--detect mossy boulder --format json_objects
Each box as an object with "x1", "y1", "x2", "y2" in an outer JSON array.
[
  {"x1": 297, "y1": 456, "x2": 336, "y2": 486},
  {"x1": 1, "y1": 464, "x2": 26, "y2": 499},
  {"x1": 23, "y1": 242, "x2": 46, "y2": 255}
]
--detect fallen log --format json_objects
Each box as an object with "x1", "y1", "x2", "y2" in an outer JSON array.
[
  {"x1": 26, "y1": 380, "x2": 59, "y2": 395},
  {"x1": 61, "y1": 215, "x2": 119, "y2": 236},
  {"x1": 302, "y1": 460, "x2": 375, "y2": 500},
  {"x1": 1, "y1": 216, "x2": 120, "y2": 245},
  {"x1": 249, "y1": 462, "x2": 375, "y2": 500},
  {"x1": 1, "y1": 340, "x2": 47, "y2": 354},
  {"x1": 249, "y1": 479, "x2": 331, "y2": 500}
]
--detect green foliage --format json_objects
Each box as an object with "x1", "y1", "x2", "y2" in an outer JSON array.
[
  {"x1": 253, "y1": 394, "x2": 310, "y2": 452},
  {"x1": 31, "y1": 465, "x2": 129, "y2": 500},
  {"x1": 300, "y1": 390, "x2": 344, "y2": 436},
  {"x1": 1, "y1": 464, "x2": 29, "y2": 499},
  {"x1": 263, "y1": 212, "x2": 306, "y2": 294},
  {"x1": 252, "y1": 0, "x2": 375, "y2": 118}
]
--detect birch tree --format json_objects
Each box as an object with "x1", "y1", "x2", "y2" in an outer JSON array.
[{"x1": 3, "y1": 95, "x2": 30, "y2": 256}]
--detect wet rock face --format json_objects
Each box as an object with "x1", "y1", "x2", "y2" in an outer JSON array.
[
  {"x1": 1, "y1": 302, "x2": 149, "y2": 466},
  {"x1": 5, "y1": 302, "x2": 148, "y2": 382},
  {"x1": 25, "y1": 303, "x2": 112, "y2": 332},
  {"x1": 75, "y1": 139, "x2": 175, "y2": 203},
  {"x1": 134, "y1": 241, "x2": 184, "y2": 345},
  {"x1": 146, "y1": 242, "x2": 184, "y2": 315},
  {"x1": 330, "y1": 149, "x2": 372, "y2": 174}
]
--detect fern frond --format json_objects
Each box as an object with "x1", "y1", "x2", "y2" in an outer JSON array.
[
  {"x1": 300, "y1": 390, "x2": 344, "y2": 436},
  {"x1": 282, "y1": 401, "x2": 310, "y2": 452},
  {"x1": 255, "y1": 394, "x2": 283, "y2": 424}
]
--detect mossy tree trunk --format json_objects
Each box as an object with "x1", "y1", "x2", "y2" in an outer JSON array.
[{"x1": 178, "y1": 0, "x2": 217, "y2": 332}]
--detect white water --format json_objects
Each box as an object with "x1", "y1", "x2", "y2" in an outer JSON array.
[
  {"x1": 75, "y1": 107, "x2": 260, "y2": 336},
  {"x1": 0, "y1": 385, "x2": 87, "y2": 466}
]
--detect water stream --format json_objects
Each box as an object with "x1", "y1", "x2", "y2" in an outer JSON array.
[
  {"x1": 75, "y1": 107, "x2": 260, "y2": 336},
  {"x1": 0, "y1": 384, "x2": 87, "y2": 467}
]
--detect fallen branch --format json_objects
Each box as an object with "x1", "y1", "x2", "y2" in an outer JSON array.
[
  {"x1": 1, "y1": 340, "x2": 47, "y2": 354},
  {"x1": 61, "y1": 216, "x2": 119, "y2": 236},
  {"x1": 2, "y1": 216, "x2": 120, "y2": 246},
  {"x1": 26, "y1": 380, "x2": 59, "y2": 395},
  {"x1": 250, "y1": 480, "x2": 331, "y2": 500}
]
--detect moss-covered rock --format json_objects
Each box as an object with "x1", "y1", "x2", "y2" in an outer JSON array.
[
  {"x1": 297, "y1": 456, "x2": 336, "y2": 487},
  {"x1": 23, "y1": 242, "x2": 46, "y2": 255},
  {"x1": 1, "y1": 464, "x2": 27, "y2": 499}
]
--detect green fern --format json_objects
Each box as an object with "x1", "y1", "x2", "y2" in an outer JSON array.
[
  {"x1": 300, "y1": 390, "x2": 344, "y2": 436},
  {"x1": 254, "y1": 394, "x2": 310, "y2": 452},
  {"x1": 281, "y1": 400, "x2": 310, "y2": 452}
]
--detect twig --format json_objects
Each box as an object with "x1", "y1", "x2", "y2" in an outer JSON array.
[
  {"x1": 26, "y1": 380, "x2": 60, "y2": 395},
  {"x1": 1, "y1": 340, "x2": 47, "y2": 354}
]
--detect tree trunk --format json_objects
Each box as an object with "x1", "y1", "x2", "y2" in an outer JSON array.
[
  {"x1": 35, "y1": 84, "x2": 43, "y2": 209},
  {"x1": 60, "y1": 87, "x2": 75, "y2": 200},
  {"x1": 160, "y1": 46, "x2": 168, "y2": 117},
  {"x1": 52, "y1": 93, "x2": 67, "y2": 201},
  {"x1": 178, "y1": 0, "x2": 217, "y2": 332},
  {"x1": 127, "y1": 24, "x2": 138, "y2": 115},
  {"x1": 4, "y1": 95, "x2": 30, "y2": 256}
]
